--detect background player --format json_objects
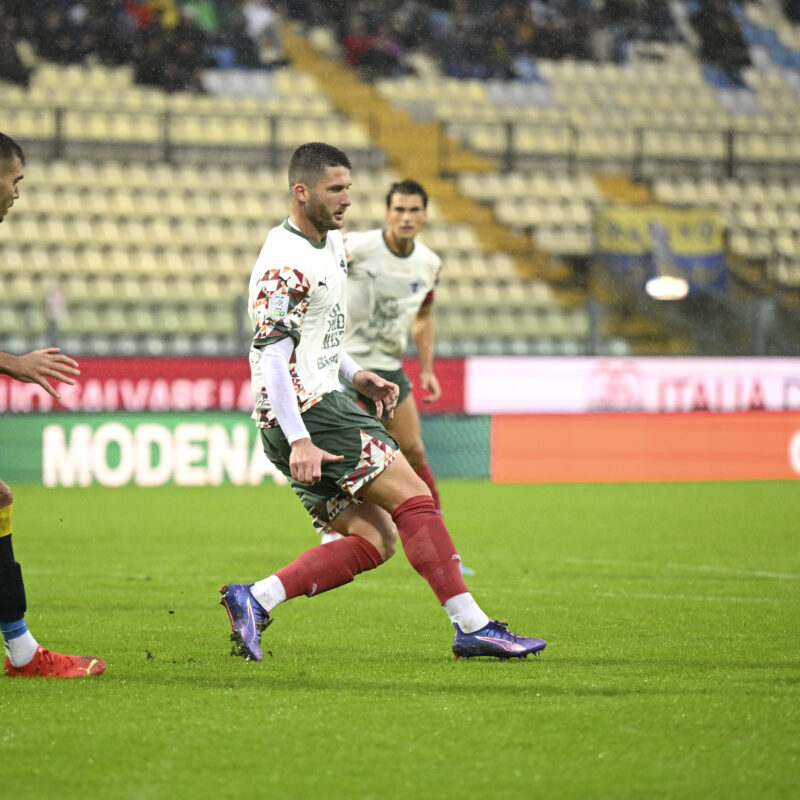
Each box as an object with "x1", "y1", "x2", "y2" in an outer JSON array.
[
  {"x1": 328, "y1": 179, "x2": 473, "y2": 572},
  {"x1": 220, "y1": 142, "x2": 546, "y2": 661},
  {"x1": 342, "y1": 179, "x2": 443, "y2": 510},
  {"x1": 0, "y1": 132, "x2": 106, "y2": 678}
]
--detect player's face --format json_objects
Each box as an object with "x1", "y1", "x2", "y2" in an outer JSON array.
[
  {"x1": 0, "y1": 155, "x2": 23, "y2": 223},
  {"x1": 304, "y1": 165, "x2": 352, "y2": 234},
  {"x1": 385, "y1": 192, "x2": 427, "y2": 241}
]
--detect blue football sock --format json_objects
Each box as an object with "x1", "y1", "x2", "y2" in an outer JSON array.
[{"x1": 0, "y1": 617, "x2": 28, "y2": 642}]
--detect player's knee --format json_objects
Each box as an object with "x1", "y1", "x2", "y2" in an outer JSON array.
[{"x1": 0, "y1": 480, "x2": 13, "y2": 509}]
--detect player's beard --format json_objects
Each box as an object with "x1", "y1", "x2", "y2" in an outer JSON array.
[{"x1": 305, "y1": 195, "x2": 341, "y2": 235}]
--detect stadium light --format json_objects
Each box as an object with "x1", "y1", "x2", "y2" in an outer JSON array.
[{"x1": 644, "y1": 274, "x2": 689, "y2": 301}]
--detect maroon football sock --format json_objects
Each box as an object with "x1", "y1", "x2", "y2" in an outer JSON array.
[
  {"x1": 275, "y1": 535, "x2": 383, "y2": 599},
  {"x1": 392, "y1": 495, "x2": 468, "y2": 604},
  {"x1": 414, "y1": 464, "x2": 442, "y2": 512}
]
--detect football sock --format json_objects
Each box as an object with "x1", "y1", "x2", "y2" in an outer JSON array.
[
  {"x1": 443, "y1": 592, "x2": 490, "y2": 634},
  {"x1": 0, "y1": 533, "x2": 27, "y2": 621},
  {"x1": 250, "y1": 575, "x2": 286, "y2": 613},
  {"x1": 0, "y1": 503, "x2": 12, "y2": 537},
  {"x1": 272, "y1": 536, "x2": 383, "y2": 603},
  {"x1": 413, "y1": 464, "x2": 442, "y2": 512},
  {"x1": 1, "y1": 618, "x2": 38, "y2": 667},
  {"x1": 392, "y1": 495, "x2": 470, "y2": 605}
]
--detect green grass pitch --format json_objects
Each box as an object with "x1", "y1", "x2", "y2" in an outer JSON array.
[{"x1": 0, "y1": 480, "x2": 797, "y2": 799}]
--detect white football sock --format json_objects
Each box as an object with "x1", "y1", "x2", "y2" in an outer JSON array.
[
  {"x1": 443, "y1": 592, "x2": 490, "y2": 633},
  {"x1": 250, "y1": 575, "x2": 287, "y2": 613},
  {"x1": 4, "y1": 630, "x2": 39, "y2": 667},
  {"x1": 320, "y1": 531, "x2": 342, "y2": 544}
]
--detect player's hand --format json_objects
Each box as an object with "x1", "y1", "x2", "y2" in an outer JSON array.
[
  {"x1": 289, "y1": 437, "x2": 343, "y2": 484},
  {"x1": 419, "y1": 370, "x2": 441, "y2": 404},
  {"x1": 353, "y1": 370, "x2": 400, "y2": 419},
  {"x1": 7, "y1": 348, "x2": 80, "y2": 399}
]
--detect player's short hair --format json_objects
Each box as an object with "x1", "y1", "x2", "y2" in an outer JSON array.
[
  {"x1": 0, "y1": 133, "x2": 25, "y2": 168},
  {"x1": 386, "y1": 179, "x2": 428, "y2": 209},
  {"x1": 288, "y1": 142, "x2": 351, "y2": 188}
]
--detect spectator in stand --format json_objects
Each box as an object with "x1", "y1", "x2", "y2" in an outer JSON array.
[
  {"x1": 241, "y1": 0, "x2": 282, "y2": 63},
  {"x1": 784, "y1": 0, "x2": 800, "y2": 23},
  {"x1": 0, "y1": 11, "x2": 32, "y2": 88},
  {"x1": 690, "y1": 0, "x2": 750, "y2": 83},
  {"x1": 34, "y1": 7, "x2": 82, "y2": 64}
]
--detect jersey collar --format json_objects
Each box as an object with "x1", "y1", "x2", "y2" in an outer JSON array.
[{"x1": 284, "y1": 218, "x2": 328, "y2": 250}]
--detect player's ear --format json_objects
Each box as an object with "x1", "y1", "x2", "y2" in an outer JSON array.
[{"x1": 293, "y1": 182, "x2": 308, "y2": 203}]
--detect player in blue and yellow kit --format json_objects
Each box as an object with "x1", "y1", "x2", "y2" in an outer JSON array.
[{"x1": 0, "y1": 132, "x2": 105, "y2": 677}]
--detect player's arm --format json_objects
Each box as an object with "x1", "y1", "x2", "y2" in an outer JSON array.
[
  {"x1": 411, "y1": 302, "x2": 441, "y2": 403},
  {"x1": 340, "y1": 351, "x2": 399, "y2": 420},
  {"x1": 0, "y1": 348, "x2": 80, "y2": 399},
  {"x1": 259, "y1": 338, "x2": 343, "y2": 484}
]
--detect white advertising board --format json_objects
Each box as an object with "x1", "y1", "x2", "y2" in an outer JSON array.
[{"x1": 465, "y1": 357, "x2": 800, "y2": 414}]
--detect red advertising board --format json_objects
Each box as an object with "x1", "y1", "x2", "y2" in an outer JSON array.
[
  {"x1": 403, "y1": 357, "x2": 466, "y2": 414},
  {"x1": 491, "y1": 411, "x2": 800, "y2": 483},
  {"x1": 0, "y1": 356, "x2": 466, "y2": 414}
]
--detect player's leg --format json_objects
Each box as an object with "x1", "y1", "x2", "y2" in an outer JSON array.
[
  {"x1": 221, "y1": 394, "x2": 401, "y2": 660},
  {"x1": 359, "y1": 457, "x2": 546, "y2": 658},
  {"x1": 1, "y1": 479, "x2": 105, "y2": 678},
  {"x1": 383, "y1": 392, "x2": 442, "y2": 512},
  {"x1": 382, "y1": 390, "x2": 475, "y2": 573},
  {"x1": 221, "y1": 503, "x2": 397, "y2": 661},
  {"x1": 0, "y1": 480, "x2": 34, "y2": 666}
]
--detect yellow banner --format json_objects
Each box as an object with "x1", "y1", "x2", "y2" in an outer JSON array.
[{"x1": 596, "y1": 205, "x2": 724, "y2": 255}]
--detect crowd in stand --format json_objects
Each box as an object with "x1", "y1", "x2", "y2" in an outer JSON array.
[
  {"x1": 0, "y1": 0, "x2": 786, "y2": 92},
  {"x1": 286, "y1": 0, "x2": 683, "y2": 81},
  {"x1": 0, "y1": 0, "x2": 282, "y2": 92}
]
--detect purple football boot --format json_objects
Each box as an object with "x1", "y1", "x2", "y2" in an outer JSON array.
[
  {"x1": 220, "y1": 583, "x2": 272, "y2": 661},
  {"x1": 452, "y1": 619, "x2": 546, "y2": 660}
]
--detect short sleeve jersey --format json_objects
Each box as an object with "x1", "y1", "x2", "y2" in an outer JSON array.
[
  {"x1": 343, "y1": 229, "x2": 441, "y2": 371},
  {"x1": 248, "y1": 220, "x2": 349, "y2": 428}
]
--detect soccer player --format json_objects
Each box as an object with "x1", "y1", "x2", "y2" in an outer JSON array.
[
  {"x1": 343, "y1": 180, "x2": 443, "y2": 508},
  {"x1": 0, "y1": 132, "x2": 106, "y2": 678},
  {"x1": 220, "y1": 142, "x2": 546, "y2": 661}
]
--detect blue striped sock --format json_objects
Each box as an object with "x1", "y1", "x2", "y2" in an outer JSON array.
[{"x1": 0, "y1": 617, "x2": 28, "y2": 642}]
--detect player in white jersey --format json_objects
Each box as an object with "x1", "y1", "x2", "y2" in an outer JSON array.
[
  {"x1": 220, "y1": 142, "x2": 546, "y2": 663},
  {"x1": 342, "y1": 180, "x2": 444, "y2": 511},
  {"x1": 328, "y1": 180, "x2": 473, "y2": 573}
]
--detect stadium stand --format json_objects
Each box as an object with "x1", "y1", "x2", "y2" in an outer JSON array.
[{"x1": 1, "y1": 0, "x2": 798, "y2": 357}]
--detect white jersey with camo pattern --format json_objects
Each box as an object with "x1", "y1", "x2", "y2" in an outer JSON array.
[
  {"x1": 248, "y1": 220, "x2": 348, "y2": 428},
  {"x1": 344, "y1": 229, "x2": 441, "y2": 372}
]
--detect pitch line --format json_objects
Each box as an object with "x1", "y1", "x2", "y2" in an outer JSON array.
[
  {"x1": 560, "y1": 556, "x2": 800, "y2": 582},
  {"x1": 593, "y1": 590, "x2": 779, "y2": 604}
]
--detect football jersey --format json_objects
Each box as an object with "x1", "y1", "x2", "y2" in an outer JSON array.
[
  {"x1": 344, "y1": 229, "x2": 441, "y2": 371},
  {"x1": 248, "y1": 220, "x2": 349, "y2": 428}
]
